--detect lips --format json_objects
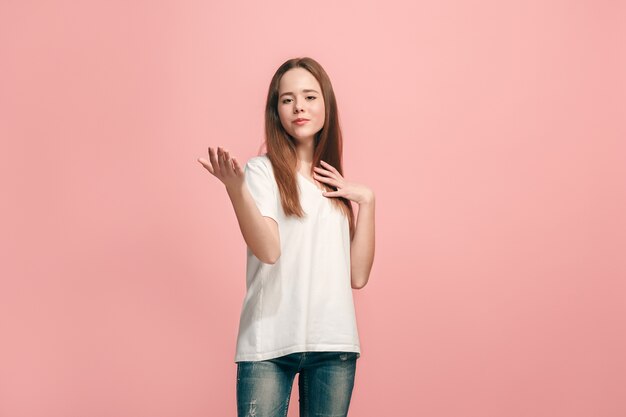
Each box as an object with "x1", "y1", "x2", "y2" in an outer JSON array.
[{"x1": 293, "y1": 118, "x2": 310, "y2": 123}]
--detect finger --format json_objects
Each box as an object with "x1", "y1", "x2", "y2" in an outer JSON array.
[
  {"x1": 313, "y1": 172, "x2": 339, "y2": 188},
  {"x1": 221, "y1": 148, "x2": 229, "y2": 170},
  {"x1": 233, "y1": 157, "x2": 243, "y2": 176},
  {"x1": 197, "y1": 157, "x2": 215, "y2": 175},
  {"x1": 313, "y1": 166, "x2": 333, "y2": 177},
  {"x1": 322, "y1": 189, "x2": 343, "y2": 198},
  {"x1": 217, "y1": 147, "x2": 227, "y2": 173},
  {"x1": 209, "y1": 147, "x2": 220, "y2": 175},
  {"x1": 320, "y1": 160, "x2": 340, "y2": 175},
  {"x1": 318, "y1": 162, "x2": 343, "y2": 179},
  {"x1": 224, "y1": 150, "x2": 234, "y2": 174}
]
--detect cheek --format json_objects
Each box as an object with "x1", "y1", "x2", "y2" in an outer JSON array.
[
  {"x1": 315, "y1": 103, "x2": 326, "y2": 122},
  {"x1": 316, "y1": 105, "x2": 324, "y2": 116},
  {"x1": 277, "y1": 107, "x2": 290, "y2": 125}
]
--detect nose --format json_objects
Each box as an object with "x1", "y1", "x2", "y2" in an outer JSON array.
[{"x1": 293, "y1": 99, "x2": 304, "y2": 113}]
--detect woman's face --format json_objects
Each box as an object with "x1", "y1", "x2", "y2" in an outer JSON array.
[{"x1": 277, "y1": 67, "x2": 325, "y2": 145}]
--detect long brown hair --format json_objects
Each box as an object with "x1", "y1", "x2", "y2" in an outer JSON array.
[{"x1": 259, "y1": 57, "x2": 355, "y2": 241}]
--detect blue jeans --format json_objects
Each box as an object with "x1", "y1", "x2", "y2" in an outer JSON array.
[{"x1": 236, "y1": 351, "x2": 359, "y2": 417}]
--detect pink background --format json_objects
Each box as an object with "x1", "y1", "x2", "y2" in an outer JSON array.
[{"x1": 2, "y1": 1, "x2": 625, "y2": 416}]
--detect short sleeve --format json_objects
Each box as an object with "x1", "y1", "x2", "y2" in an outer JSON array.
[{"x1": 244, "y1": 157, "x2": 279, "y2": 223}]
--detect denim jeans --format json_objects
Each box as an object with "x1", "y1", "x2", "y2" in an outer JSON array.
[{"x1": 236, "y1": 351, "x2": 359, "y2": 417}]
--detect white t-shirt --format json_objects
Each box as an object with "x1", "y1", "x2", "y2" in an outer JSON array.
[{"x1": 234, "y1": 154, "x2": 361, "y2": 362}]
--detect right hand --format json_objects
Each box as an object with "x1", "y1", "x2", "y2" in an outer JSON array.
[{"x1": 197, "y1": 146, "x2": 245, "y2": 191}]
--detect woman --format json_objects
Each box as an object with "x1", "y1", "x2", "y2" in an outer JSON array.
[{"x1": 198, "y1": 57, "x2": 375, "y2": 417}]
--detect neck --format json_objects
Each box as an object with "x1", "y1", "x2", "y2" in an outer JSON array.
[{"x1": 295, "y1": 136, "x2": 315, "y2": 166}]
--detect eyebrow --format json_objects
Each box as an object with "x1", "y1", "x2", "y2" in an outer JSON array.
[{"x1": 279, "y1": 89, "x2": 320, "y2": 98}]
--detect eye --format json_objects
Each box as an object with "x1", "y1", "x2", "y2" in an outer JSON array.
[{"x1": 281, "y1": 96, "x2": 317, "y2": 104}]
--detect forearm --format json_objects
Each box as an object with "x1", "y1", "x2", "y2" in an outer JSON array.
[
  {"x1": 350, "y1": 194, "x2": 375, "y2": 289},
  {"x1": 226, "y1": 184, "x2": 280, "y2": 264}
]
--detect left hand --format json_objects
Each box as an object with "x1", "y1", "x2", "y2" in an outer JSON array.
[{"x1": 313, "y1": 160, "x2": 374, "y2": 205}]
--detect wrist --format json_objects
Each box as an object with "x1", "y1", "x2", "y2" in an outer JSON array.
[
  {"x1": 358, "y1": 191, "x2": 375, "y2": 206},
  {"x1": 225, "y1": 182, "x2": 245, "y2": 197}
]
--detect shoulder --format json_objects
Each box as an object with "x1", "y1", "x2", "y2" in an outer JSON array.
[
  {"x1": 246, "y1": 154, "x2": 270, "y2": 166},
  {"x1": 246, "y1": 154, "x2": 274, "y2": 174}
]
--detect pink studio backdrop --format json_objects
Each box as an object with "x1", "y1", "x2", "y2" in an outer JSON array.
[{"x1": 1, "y1": 1, "x2": 624, "y2": 416}]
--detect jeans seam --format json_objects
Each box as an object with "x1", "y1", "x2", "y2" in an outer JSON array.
[
  {"x1": 303, "y1": 371, "x2": 309, "y2": 417},
  {"x1": 282, "y1": 383, "x2": 291, "y2": 417}
]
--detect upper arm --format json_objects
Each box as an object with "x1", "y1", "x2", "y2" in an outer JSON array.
[
  {"x1": 244, "y1": 158, "x2": 279, "y2": 221},
  {"x1": 264, "y1": 217, "x2": 279, "y2": 245}
]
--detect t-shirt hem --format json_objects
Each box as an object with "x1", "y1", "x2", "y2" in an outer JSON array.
[{"x1": 234, "y1": 344, "x2": 361, "y2": 363}]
